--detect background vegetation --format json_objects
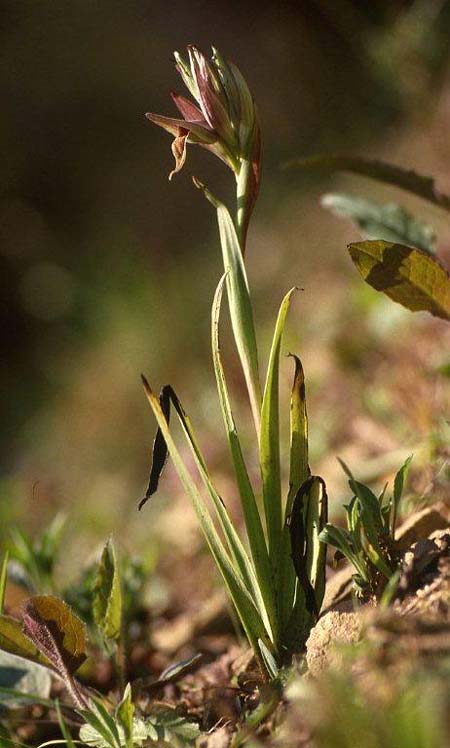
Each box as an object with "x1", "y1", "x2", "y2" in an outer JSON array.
[{"x1": 1, "y1": 0, "x2": 449, "y2": 593}]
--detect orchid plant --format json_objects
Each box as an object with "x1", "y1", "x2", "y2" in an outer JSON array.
[{"x1": 140, "y1": 46, "x2": 328, "y2": 676}]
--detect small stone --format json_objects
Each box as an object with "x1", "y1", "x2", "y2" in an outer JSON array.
[{"x1": 305, "y1": 611, "x2": 362, "y2": 677}]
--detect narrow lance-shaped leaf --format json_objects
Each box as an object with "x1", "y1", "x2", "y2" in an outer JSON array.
[
  {"x1": 93, "y1": 538, "x2": 122, "y2": 642},
  {"x1": 277, "y1": 354, "x2": 310, "y2": 634},
  {"x1": 288, "y1": 154, "x2": 450, "y2": 213},
  {"x1": 260, "y1": 288, "x2": 297, "y2": 564},
  {"x1": 348, "y1": 240, "x2": 450, "y2": 321},
  {"x1": 79, "y1": 696, "x2": 122, "y2": 748},
  {"x1": 319, "y1": 525, "x2": 368, "y2": 582},
  {"x1": 116, "y1": 683, "x2": 134, "y2": 748},
  {"x1": 286, "y1": 355, "x2": 309, "y2": 497},
  {"x1": 348, "y1": 480, "x2": 384, "y2": 535},
  {"x1": 392, "y1": 454, "x2": 413, "y2": 536},
  {"x1": 321, "y1": 193, "x2": 435, "y2": 252},
  {"x1": 22, "y1": 595, "x2": 88, "y2": 708},
  {"x1": 212, "y1": 275, "x2": 276, "y2": 639},
  {"x1": 346, "y1": 479, "x2": 392, "y2": 578},
  {"x1": 193, "y1": 178, "x2": 262, "y2": 436},
  {"x1": 257, "y1": 638, "x2": 279, "y2": 681},
  {"x1": 139, "y1": 387, "x2": 171, "y2": 509},
  {"x1": 140, "y1": 377, "x2": 272, "y2": 660},
  {"x1": 139, "y1": 379, "x2": 272, "y2": 639}
]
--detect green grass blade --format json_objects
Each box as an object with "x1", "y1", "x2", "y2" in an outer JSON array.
[
  {"x1": 141, "y1": 377, "x2": 271, "y2": 654},
  {"x1": 142, "y1": 380, "x2": 270, "y2": 635},
  {"x1": 260, "y1": 288, "x2": 296, "y2": 563},
  {"x1": 169, "y1": 388, "x2": 273, "y2": 640},
  {"x1": 55, "y1": 700, "x2": 77, "y2": 748},
  {"x1": 0, "y1": 551, "x2": 9, "y2": 614},
  {"x1": 212, "y1": 275, "x2": 277, "y2": 639},
  {"x1": 194, "y1": 179, "x2": 262, "y2": 436}
]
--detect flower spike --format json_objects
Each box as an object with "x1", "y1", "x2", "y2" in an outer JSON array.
[{"x1": 146, "y1": 45, "x2": 261, "y2": 248}]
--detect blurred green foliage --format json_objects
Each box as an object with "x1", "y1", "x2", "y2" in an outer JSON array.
[{"x1": 1, "y1": 0, "x2": 450, "y2": 561}]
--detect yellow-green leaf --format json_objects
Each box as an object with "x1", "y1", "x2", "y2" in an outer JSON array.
[
  {"x1": 93, "y1": 538, "x2": 122, "y2": 641},
  {"x1": 116, "y1": 683, "x2": 134, "y2": 748},
  {"x1": 348, "y1": 240, "x2": 450, "y2": 321},
  {"x1": 0, "y1": 614, "x2": 50, "y2": 668},
  {"x1": 22, "y1": 595, "x2": 87, "y2": 675}
]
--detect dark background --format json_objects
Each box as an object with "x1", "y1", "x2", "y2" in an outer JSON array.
[{"x1": 1, "y1": 0, "x2": 450, "y2": 564}]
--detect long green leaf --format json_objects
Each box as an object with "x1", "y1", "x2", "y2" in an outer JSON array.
[
  {"x1": 194, "y1": 178, "x2": 262, "y2": 435},
  {"x1": 260, "y1": 288, "x2": 296, "y2": 563},
  {"x1": 277, "y1": 355, "x2": 309, "y2": 637},
  {"x1": 286, "y1": 355, "x2": 309, "y2": 496},
  {"x1": 140, "y1": 380, "x2": 271, "y2": 639},
  {"x1": 211, "y1": 275, "x2": 276, "y2": 639},
  {"x1": 141, "y1": 377, "x2": 271, "y2": 655},
  {"x1": 348, "y1": 240, "x2": 450, "y2": 321},
  {"x1": 288, "y1": 154, "x2": 450, "y2": 213}
]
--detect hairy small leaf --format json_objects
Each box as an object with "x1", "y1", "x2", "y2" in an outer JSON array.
[
  {"x1": 22, "y1": 596, "x2": 86, "y2": 676},
  {"x1": 348, "y1": 240, "x2": 450, "y2": 320},
  {"x1": 0, "y1": 614, "x2": 49, "y2": 667},
  {"x1": 22, "y1": 596, "x2": 88, "y2": 707}
]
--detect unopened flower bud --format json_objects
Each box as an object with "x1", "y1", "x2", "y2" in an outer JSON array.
[{"x1": 146, "y1": 46, "x2": 261, "y2": 247}]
